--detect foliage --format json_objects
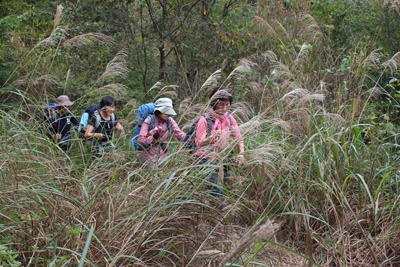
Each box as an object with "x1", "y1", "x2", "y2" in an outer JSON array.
[{"x1": 2, "y1": 0, "x2": 400, "y2": 266}]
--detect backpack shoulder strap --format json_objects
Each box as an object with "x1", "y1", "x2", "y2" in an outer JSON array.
[
  {"x1": 204, "y1": 115, "x2": 215, "y2": 137},
  {"x1": 227, "y1": 112, "x2": 232, "y2": 125},
  {"x1": 52, "y1": 110, "x2": 58, "y2": 122},
  {"x1": 94, "y1": 111, "x2": 101, "y2": 130},
  {"x1": 147, "y1": 114, "x2": 156, "y2": 129},
  {"x1": 166, "y1": 117, "x2": 172, "y2": 137},
  {"x1": 111, "y1": 113, "x2": 115, "y2": 126}
]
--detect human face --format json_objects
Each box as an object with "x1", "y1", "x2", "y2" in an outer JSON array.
[
  {"x1": 58, "y1": 106, "x2": 70, "y2": 114},
  {"x1": 214, "y1": 99, "x2": 230, "y2": 114},
  {"x1": 103, "y1": 104, "x2": 115, "y2": 116},
  {"x1": 158, "y1": 112, "x2": 171, "y2": 122}
]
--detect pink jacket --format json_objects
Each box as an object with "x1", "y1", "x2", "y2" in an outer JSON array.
[
  {"x1": 138, "y1": 116, "x2": 186, "y2": 162},
  {"x1": 195, "y1": 111, "x2": 243, "y2": 159}
]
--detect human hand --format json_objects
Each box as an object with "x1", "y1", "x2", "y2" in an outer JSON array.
[
  {"x1": 236, "y1": 154, "x2": 244, "y2": 168},
  {"x1": 53, "y1": 134, "x2": 62, "y2": 140},
  {"x1": 95, "y1": 133, "x2": 104, "y2": 139},
  {"x1": 152, "y1": 128, "x2": 164, "y2": 140},
  {"x1": 209, "y1": 130, "x2": 223, "y2": 142},
  {"x1": 115, "y1": 122, "x2": 124, "y2": 132}
]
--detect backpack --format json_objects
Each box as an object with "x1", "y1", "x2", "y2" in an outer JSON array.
[
  {"x1": 183, "y1": 112, "x2": 232, "y2": 150},
  {"x1": 42, "y1": 103, "x2": 59, "y2": 132},
  {"x1": 79, "y1": 104, "x2": 100, "y2": 132},
  {"x1": 92, "y1": 110, "x2": 115, "y2": 131},
  {"x1": 131, "y1": 103, "x2": 171, "y2": 150},
  {"x1": 43, "y1": 103, "x2": 58, "y2": 122}
]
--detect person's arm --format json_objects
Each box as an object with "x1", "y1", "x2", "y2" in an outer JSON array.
[
  {"x1": 84, "y1": 124, "x2": 103, "y2": 139},
  {"x1": 115, "y1": 122, "x2": 124, "y2": 132},
  {"x1": 137, "y1": 118, "x2": 156, "y2": 145},
  {"x1": 84, "y1": 117, "x2": 103, "y2": 139},
  {"x1": 236, "y1": 141, "x2": 245, "y2": 167},
  {"x1": 195, "y1": 116, "x2": 223, "y2": 147},
  {"x1": 71, "y1": 116, "x2": 80, "y2": 131},
  {"x1": 230, "y1": 115, "x2": 244, "y2": 167},
  {"x1": 170, "y1": 118, "x2": 186, "y2": 141}
]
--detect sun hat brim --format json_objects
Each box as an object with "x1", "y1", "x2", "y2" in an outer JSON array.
[
  {"x1": 155, "y1": 106, "x2": 177, "y2": 116},
  {"x1": 55, "y1": 100, "x2": 74, "y2": 107}
]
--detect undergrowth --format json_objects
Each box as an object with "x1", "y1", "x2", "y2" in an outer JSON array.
[{"x1": 1, "y1": 7, "x2": 400, "y2": 267}]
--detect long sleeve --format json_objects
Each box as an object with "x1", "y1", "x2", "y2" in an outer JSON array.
[
  {"x1": 46, "y1": 118, "x2": 56, "y2": 137},
  {"x1": 170, "y1": 118, "x2": 186, "y2": 141},
  {"x1": 195, "y1": 116, "x2": 208, "y2": 148},
  {"x1": 71, "y1": 115, "x2": 80, "y2": 130},
  {"x1": 137, "y1": 118, "x2": 155, "y2": 146},
  {"x1": 229, "y1": 115, "x2": 243, "y2": 143}
]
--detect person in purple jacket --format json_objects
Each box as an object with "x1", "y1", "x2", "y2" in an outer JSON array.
[{"x1": 137, "y1": 98, "x2": 186, "y2": 168}]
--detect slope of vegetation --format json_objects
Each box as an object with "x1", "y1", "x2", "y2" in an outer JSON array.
[{"x1": 1, "y1": 0, "x2": 400, "y2": 266}]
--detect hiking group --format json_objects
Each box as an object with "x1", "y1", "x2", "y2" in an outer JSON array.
[{"x1": 44, "y1": 87, "x2": 244, "y2": 198}]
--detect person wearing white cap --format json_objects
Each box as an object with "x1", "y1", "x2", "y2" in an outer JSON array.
[
  {"x1": 137, "y1": 98, "x2": 186, "y2": 167},
  {"x1": 46, "y1": 95, "x2": 79, "y2": 151}
]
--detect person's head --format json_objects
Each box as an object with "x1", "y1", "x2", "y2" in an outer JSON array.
[
  {"x1": 55, "y1": 95, "x2": 74, "y2": 114},
  {"x1": 100, "y1": 96, "x2": 117, "y2": 115},
  {"x1": 209, "y1": 87, "x2": 233, "y2": 113},
  {"x1": 154, "y1": 98, "x2": 177, "y2": 121}
]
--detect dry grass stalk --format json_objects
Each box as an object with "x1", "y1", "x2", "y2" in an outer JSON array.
[
  {"x1": 178, "y1": 97, "x2": 192, "y2": 114},
  {"x1": 200, "y1": 69, "x2": 222, "y2": 92},
  {"x1": 230, "y1": 101, "x2": 252, "y2": 121},
  {"x1": 63, "y1": 33, "x2": 115, "y2": 47},
  {"x1": 281, "y1": 88, "x2": 311, "y2": 102},
  {"x1": 322, "y1": 113, "x2": 346, "y2": 126},
  {"x1": 13, "y1": 74, "x2": 59, "y2": 88},
  {"x1": 294, "y1": 43, "x2": 311, "y2": 64},
  {"x1": 226, "y1": 59, "x2": 254, "y2": 80},
  {"x1": 245, "y1": 144, "x2": 278, "y2": 169},
  {"x1": 53, "y1": 5, "x2": 63, "y2": 31},
  {"x1": 362, "y1": 49, "x2": 381, "y2": 68},
  {"x1": 298, "y1": 94, "x2": 326, "y2": 105},
  {"x1": 148, "y1": 81, "x2": 163, "y2": 92},
  {"x1": 34, "y1": 26, "x2": 68, "y2": 49},
  {"x1": 97, "y1": 50, "x2": 129, "y2": 82},
  {"x1": 155, "y1": 85, "x2": 179, "y2": 99},
  {"x1": 6, "y1": 32, "x2": 24, "y2": 52},
  {"x1": 98, "y1": 83, "x2": 128, "y2": 100},
  {"x1": 384, "y1": 0, "x2": 400, "y2": 15},
  {"x1": 300, "y1": 13, "x2": 323, "y2": 42},
  {"x1": 263, "y1": 50, "x2": 278, "y2": 63},
  {"x1": 382, "y1": 52, "x2": 400, "y2": 74},
  {"x1": 246, "y1": 81, "x2": 263, "y2": 94},
  {"x1": 366, "y1": 86, "x2": 385, "y2": 99},
  {"x1": 219, "y1": 220, "x2": 280, "y2": 266},
  {"x1": 272, "y1": 62, "x2": 296, "y2": 81},
  {"x1": 253, "y1": 16, "x2": 277, "y2": 36}
]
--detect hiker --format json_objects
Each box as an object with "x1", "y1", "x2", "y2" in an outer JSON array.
[
  {"x1": 84, "y1": 96, "x2": 124, "y2": 153},
  {"x1": 195, "y1": 87, "x2": 244, "y2": 198},
  {"x1": 137, "y1": 98, "x2": 186, "y2": 167},
  {"x1": 45, "y1": 95, "x2": 79, "y2": 151}
]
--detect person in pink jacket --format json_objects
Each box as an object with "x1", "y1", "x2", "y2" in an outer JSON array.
[
  {"x1": 195, "y1": 87, "x2": 244, "y2": 198},
  {"x1": 137, "y1": 98, "x2": 186, "y2": 167}
]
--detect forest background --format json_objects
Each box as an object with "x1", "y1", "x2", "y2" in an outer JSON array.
[{"x1": 2, "y1": 0, "x2": 400, "y2": 266}]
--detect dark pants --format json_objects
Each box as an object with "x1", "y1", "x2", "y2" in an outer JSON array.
[{"x1": 196, "y1": 156, "x2": 231, "y2": 198}]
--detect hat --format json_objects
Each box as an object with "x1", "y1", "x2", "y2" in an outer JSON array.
[
  {"x1": 210, "y1": 90, "x2": 233, "y2": 108},
  {"x1": 55, "y1": 95, "x2": 74, "y2": 106},
  {"x1": 154, "y1": 98, "x2": 177, "y2": 116}
]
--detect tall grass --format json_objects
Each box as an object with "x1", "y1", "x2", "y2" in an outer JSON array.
[{"x1": 2, "y1": 8, "x2": 400, "y2": 267}]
